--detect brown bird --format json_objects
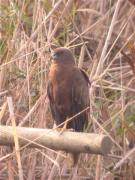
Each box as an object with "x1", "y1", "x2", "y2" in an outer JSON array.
[{"x1": 47, "y1": 47, "x2": 90, "y2": 165}]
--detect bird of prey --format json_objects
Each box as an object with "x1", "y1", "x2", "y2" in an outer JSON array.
[{"x1": 47, "y1": 47, "x2": 90, "y2": 165}]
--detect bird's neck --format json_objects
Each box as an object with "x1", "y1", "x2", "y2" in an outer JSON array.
[{"x1": 51, "y1": 60, "x2": 75, "y2": 66}]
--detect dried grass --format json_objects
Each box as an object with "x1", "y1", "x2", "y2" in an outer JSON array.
[{"x1": 0, "y1": 0, "x2": 135, "y2": 179}]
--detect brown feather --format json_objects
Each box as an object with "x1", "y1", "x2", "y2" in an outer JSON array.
[{"x1": 47, "y1": 47, "x2": 90, "y2": 165}]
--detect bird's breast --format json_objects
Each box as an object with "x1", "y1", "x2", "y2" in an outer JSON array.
[
  {"x1": 49, "y1": 63, "x2": 73, "y2": 105},
  {"x1": 49, "y1": 63, "x2": 73, "y2": 83}
]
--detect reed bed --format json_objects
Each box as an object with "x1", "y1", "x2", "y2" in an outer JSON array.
[{"x1": 0, "y1": 0, "x2": 135, "y2": 179}]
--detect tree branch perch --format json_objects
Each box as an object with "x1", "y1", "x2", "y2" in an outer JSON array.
[{"x1": 0, "y1": 126, "x2": 112, "y2": 155}]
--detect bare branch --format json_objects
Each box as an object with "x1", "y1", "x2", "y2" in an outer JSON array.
[{"x1": 0, "y1": 126, "x2": 112, "y2": 155}]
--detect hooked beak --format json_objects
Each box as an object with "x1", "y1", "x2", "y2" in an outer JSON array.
[{"x1": 51, "y1": 52, "x2": 58, "y2": 60}]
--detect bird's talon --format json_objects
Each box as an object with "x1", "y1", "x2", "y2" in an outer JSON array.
[{"x1": 68, "y1": 128, "x2": 74, "y2": 132}]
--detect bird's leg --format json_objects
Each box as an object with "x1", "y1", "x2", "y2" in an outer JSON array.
[
  {"x1": 59, "y1": 119, "x2": 68, "y2": 134},
  {"x1": 59, "y1": 119, "x2": 74, "y2": 134},
  {"x1": 53, "y1": 121, "x2": 68, "y2": 133},
  {"x1": 53, "y1": 123, "x2": 64, "y2": 132},
  {"x1": 53, "y1": 119, "x2": 74, "y2": 134}
]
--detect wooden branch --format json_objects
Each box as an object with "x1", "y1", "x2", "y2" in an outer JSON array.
[{"x1": 0, "y1": 126, "x2": 112, "y2": 155}]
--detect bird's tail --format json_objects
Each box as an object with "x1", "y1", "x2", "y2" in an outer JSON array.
[{"x1": 68, "y1": 153, "x2": 79, "y2": 167}]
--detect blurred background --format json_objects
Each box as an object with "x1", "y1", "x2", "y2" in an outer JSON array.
[{"x1": 0, "y1": 0, "x2": 135, "y2": 179}]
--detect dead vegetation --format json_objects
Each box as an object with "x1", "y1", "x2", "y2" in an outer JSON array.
[{"x1": 0, "y1": 0, "x2": 135, "y2": 179}]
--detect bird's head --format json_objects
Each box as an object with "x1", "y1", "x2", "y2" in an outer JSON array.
[{"x1": 51, "y1": 47, "x2": 75, "y2": 65}]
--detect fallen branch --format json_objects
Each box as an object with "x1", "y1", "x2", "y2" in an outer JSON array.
[{"x1": 0, "y1": 126, "x2": 112, "y2": 155}]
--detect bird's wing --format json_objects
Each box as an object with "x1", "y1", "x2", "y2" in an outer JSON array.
[
  {"x1": 68, "y1": 68, "x2": 90, "y2": 131},
  {"x1": 79, "y1": 68, "x2": 91, "y2": 86}
]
